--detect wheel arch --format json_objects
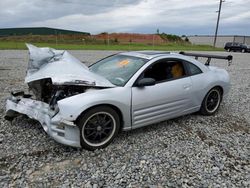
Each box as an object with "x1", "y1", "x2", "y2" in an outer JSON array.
[
  {"x1": 200, "y1": 85, "x2": 224, "y2": 115},
  {"x1": 75, "y1": 103, "x2": 124, "y2": 132},
  {"x1": 213, "y1": 85, "x2": 223, "y2": 96},
  {"x1": 200, "y1": 85, "x2": 224, "y2": 106},
  {"x1": 204, "y1": 85, "x2": 224, "y2": 99}
]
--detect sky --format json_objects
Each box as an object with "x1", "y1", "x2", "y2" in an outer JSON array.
[{"x1": 0, "y1": 0, "x2": 249, "y2": 35}]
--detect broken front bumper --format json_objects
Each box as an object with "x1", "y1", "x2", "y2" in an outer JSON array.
[{"x1": 5, "y1": 94, "x2": 81, "y2": 148}]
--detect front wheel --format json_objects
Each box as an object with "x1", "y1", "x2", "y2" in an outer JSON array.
[
  {"x1": 200, "y1": 87, "x2": 222, "y2": 115},
  {"x1": 241, "y1": 49, "x2": 246, "y2": 53},
  {"x1": 77, "y1": 106, "x2": 120, "y2": 150}
]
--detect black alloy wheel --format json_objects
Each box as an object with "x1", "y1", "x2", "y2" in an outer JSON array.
[
  {"x1": 78, "y1": 106, "x2": 120, "y2": 150},
  {"x1": 200, "y1": 87, "x2": 222, "y2": 115}
]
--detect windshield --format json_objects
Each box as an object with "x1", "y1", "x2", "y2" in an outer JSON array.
[{"x1": 89, "y1": 54, "x2": 148, "y2": 86}]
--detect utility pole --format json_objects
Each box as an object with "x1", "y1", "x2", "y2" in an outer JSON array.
[
  {"x1": 152, "y1": 34, "x2": 155, "y2": 49},
  {"x1": 213, "y1": 0, "x2": 224, "y2": 47},
  {"x1": 55, "y1": 30, "x2": 58, "y2": 46},
  {"x1": 107, "y1": 33, "x2": 110, "y2": 46}
]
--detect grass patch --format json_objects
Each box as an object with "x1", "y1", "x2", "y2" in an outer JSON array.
[{"x1": 0, "y1": 41, "x2": 222, "y2": 51}]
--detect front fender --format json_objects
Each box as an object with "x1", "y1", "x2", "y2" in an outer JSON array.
[{"x1": 57, "y1": 87, "x2": 132, "y2": 130}]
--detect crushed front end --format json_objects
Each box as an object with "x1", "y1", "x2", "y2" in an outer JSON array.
[
  {"x1": 4, "y1": 44, "x2": 114, "y2": 147},
  {"x1": 5, "y1": 91, "x2": 81, "y2": 147}
]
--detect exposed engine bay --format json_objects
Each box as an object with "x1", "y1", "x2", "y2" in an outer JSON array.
[
  {"x1": 28, "y1": 78, "x2": 105, "y2": 110},
  {"x1": 16, "y1": 43, "x2": 115, "y2": 110}
]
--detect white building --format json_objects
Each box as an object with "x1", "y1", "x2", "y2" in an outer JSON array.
[{"x1": 187, "y1": 35, "x2": 250, "y2": 48}]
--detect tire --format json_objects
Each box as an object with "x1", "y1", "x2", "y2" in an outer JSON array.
[
  {"x1": 227, "y1": 48, "x2": 231, "y2": 52},
  {"x1": 200, "y1": 87, "x2": 222, "y2": 116},
  {"x1": 241, "y1": 49, "x2": 246, "y2": 53},
  {"x1": 77, "y1": 106, "x2": 120, "y2": 150}
]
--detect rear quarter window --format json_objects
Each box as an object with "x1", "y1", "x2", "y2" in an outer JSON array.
[{"x1": 186, "y1": 62, "x2": 202, "y2": 75}]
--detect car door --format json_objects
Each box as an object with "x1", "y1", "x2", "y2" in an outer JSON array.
[{"x1": 131, "y1": 58, "x2": 194, "y2": 129}]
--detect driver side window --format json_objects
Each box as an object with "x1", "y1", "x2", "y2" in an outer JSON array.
[{"x1": 142, "y1": 59, "x2": 186, "y2": 83}]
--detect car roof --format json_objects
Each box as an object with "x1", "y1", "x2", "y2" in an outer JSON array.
[
  {"x1": 119, "y1": 51, "x2": 209, "y2": 71},
  {"x1": 120, "y1": 51, "x2": 179, "y2": 60}
]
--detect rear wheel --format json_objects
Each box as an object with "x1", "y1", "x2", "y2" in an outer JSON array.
[
  {"x1": 227, "y1": 48, "x2": 231, "y2": 52},
  {"x1": 241, "y1": 49, "x2": 246, "y2": 53},
  {"x1": 200, "y1": 87, "x2": 222, "y2": 115},
  {"x1": 78, "y1": 106, "x2": 120, "y2": 150}
]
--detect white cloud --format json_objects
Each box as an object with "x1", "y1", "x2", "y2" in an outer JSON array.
[{"x1": 0, "y1": 0, "x2": 250, "y2": 35}]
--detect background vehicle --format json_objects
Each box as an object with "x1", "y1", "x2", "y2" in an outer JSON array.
[
  {"x1": 5, "y1": 45, "x2": 232, "y2": 150},
  {"x1": 224, "y1": 42, "x2": 250, "y2": 53}
]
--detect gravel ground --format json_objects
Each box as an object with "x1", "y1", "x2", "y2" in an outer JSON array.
[{"x1": 0, "y1": 50, "x2": 249, "y2": 187}]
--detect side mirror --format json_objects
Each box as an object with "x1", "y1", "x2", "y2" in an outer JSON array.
[{"x1": 137, "y1": 78, "x2": 156, "y2": 87}]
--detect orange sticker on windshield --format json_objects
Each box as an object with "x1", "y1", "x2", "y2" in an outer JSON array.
[{"x1": 118, "y1": 60, "x2": 129, "y2": 67}]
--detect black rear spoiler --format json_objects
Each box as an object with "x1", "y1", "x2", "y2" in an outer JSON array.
[{"x1": 179, "y1": 51, "x2": 233, "y2": 66}]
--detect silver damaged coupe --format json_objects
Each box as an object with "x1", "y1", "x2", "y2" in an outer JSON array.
[{"x1": 5, "y1": 44, "x2": 232, "y2": 150}]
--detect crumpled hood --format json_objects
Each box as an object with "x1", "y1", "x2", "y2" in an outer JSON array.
[{"x1": 25, "y1": 44, "x2": 115, "y2": 87}]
